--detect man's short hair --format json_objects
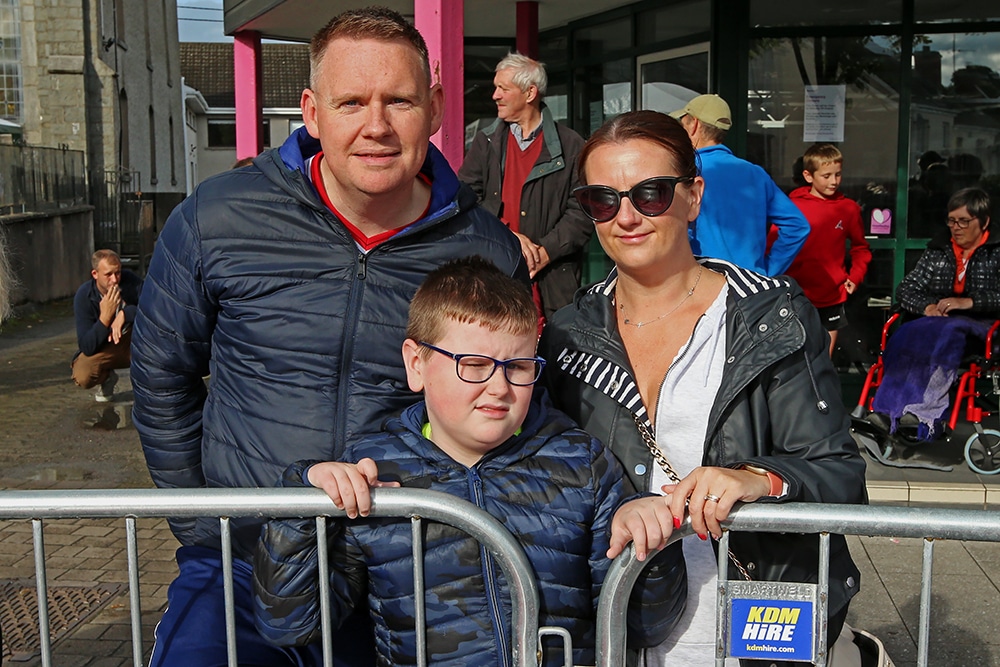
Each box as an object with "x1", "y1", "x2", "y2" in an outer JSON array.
[
  {"x1": 495, "y1": 52, "x2": 547, "y2": 98},
  {"x1": 803, "y1": 143, "x2": 843, "y2": 173},
  {"x1": 92, "y1": 249, "x2": 122, "y2": 271},
  {"x1": 406, "y1": 256, "x2": 536, "y2": 350},
  {"x1": 309, "y1": 6, "x2": 431, "y2": 89}
]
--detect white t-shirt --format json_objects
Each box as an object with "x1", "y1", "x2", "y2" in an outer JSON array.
[{"x1": 645, "y1": 284, "x2": 739, "y2": 667}]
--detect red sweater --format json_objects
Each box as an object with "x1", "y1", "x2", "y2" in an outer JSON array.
[{"x1": 785, "y1": 187, "x2": 872, "y2": 308}]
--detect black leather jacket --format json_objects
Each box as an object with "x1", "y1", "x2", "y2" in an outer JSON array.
[{"x1": 540, "y1": 259, "x2": 867, "y2": 618}]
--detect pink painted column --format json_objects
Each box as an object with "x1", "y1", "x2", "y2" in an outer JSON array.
[
  {"x1": 233, "y1": 31, "x2": 263, "y2": 160},
  {"x1": 414, "y1": 0, "x2": 465, "y2": 169},
  {"x1": 516, "y1": 1, "x2": 539, "y2": 60}
]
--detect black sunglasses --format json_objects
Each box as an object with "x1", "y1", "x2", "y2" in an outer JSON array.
[{"x1": 573, "y1": 176, "x2": 694, "y2": 223}]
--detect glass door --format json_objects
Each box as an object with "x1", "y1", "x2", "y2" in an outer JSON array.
[{"x1": 637, "y1": 43, "x2": 710, "y2": 114}]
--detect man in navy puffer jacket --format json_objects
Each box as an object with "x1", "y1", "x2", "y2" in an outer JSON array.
[{"x1": 131, "y1": 8, "x2": 526, "y2": 666}]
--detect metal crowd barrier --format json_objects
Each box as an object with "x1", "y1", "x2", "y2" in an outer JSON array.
[
  {"x1": 598, "y1": 502, "x2": 1000, "y2": 667},
  {"x1": 0, "y1": 487, "x2": 545, "y2": 667},
  {"x1": 6, "y1": 490, "x2": 1000, "y2": 667}
]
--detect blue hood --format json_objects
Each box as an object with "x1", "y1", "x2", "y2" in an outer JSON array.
[{"x1": 277, "y1": 125, "x2": 462, "y2": 217}]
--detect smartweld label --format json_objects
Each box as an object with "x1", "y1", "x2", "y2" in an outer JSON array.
[{"x1": 729, "y1": 600, "x2": 814, "y2": 661}]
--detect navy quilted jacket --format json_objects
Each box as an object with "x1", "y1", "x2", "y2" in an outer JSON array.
[
  {"x1": 253, "y1": 398, "x2": 687, "y2": 667},
  {"x1": 896, "y1": 230, "x2": 1000, "y2": 317},
  {"x1": 131, "y1": 127, "x2": 527, "y2": 557}
]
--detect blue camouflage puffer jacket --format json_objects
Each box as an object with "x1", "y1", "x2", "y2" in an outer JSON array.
[{"x1": 253, "y1": 397, "x2": 687, "y2": 667}]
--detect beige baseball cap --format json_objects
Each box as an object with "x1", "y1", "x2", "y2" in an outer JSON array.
[{"x1": 669, "y1": 94, "x2": 732, "y2": 130}]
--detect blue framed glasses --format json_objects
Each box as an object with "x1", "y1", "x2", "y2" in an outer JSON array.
[{"x1": 419, "y1": 342, "x2": 546, "y2": 386}]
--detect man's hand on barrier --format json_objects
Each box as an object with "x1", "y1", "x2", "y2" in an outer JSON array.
[
  {"x1": 306, "y1": 458, "x2": 401, "y2": 519},
  {"x1": 663, "y1": 466, "x2": 771, "y2": 540},
  {"x1": 608, "y1": 495, "x2": 676, "y2": 562}
]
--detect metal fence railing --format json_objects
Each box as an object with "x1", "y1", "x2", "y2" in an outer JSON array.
[
  {"x1": 4, "y1": 490, "x2": 1000, "y2": 667},
  {"x1": 599, "y1": 502, "x2": 1000, "y2": 667},
  {"x1": 0, "y1": 144, "x2": 87, "y2": 216},
  {"x1": 92, "y1": 169, "x2": 144, "y2": 257},
  {"x1": 0, "y1": 487, "x2": 543, "y2": 667}
]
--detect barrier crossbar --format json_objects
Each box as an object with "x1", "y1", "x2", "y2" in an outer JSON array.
[
  {"x1": 597, "y1": 502, "x2": 1000, "y2": 667},
  {"x1": 0, "y1": 487, "x2": 542, "y2": 667},
  {"x1": 7, "y1": 490, "x2": 998, "y2": 667}
]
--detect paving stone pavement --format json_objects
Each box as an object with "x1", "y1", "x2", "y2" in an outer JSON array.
[
  {"x1": 1, "y1": 302, "x2": 177, "y2": 665},
  {"x1": 5, "y1": 303, "x2": 1000, "y2": 665}
]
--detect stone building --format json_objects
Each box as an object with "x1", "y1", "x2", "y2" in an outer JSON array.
[{"x1": 2, "y1": 0, "x2": 186, "y2": 243}]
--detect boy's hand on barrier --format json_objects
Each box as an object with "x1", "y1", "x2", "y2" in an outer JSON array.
[
  {"x1": 608, "y1": 496, "x2": 675, "y2": 562},
  {"x1": 306, "y1": 458, "x2": 401, "y2": 519}
]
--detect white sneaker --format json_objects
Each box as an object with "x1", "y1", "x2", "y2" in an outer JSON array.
[{"x1": 95, "y1": 370, "x2": 118, "y2": 402}]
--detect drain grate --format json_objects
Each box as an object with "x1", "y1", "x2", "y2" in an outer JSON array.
[{"x1": 0, "y1": 579, "x2": 125, "y2": 662}]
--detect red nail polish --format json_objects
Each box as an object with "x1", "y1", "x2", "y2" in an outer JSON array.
[
  {"x1": 698, "y1": 533, "x2": 707, "y2": 541},
  {"x1": 673, "y1": 516, "x2": 681, "y2": 529}
]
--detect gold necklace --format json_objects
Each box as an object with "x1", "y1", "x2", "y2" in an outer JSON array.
[{"x1": 618, "y1": 266, "x2": 704, "y2": 328}]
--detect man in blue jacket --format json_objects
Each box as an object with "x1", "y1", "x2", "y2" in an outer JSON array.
[
  {"x1": 131, "y1": 7, "x2": 526, "y2": 666},
  {"x1": 671, "y1": 94, "x2": 809, "y2": 275},
  {"x1": 71, "y1": 249, "x2": 142, "y2": 402}
]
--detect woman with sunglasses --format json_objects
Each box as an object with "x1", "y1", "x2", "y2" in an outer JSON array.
[{"x1": 539, "y1": 110, "x2": 866, "y2": 666}]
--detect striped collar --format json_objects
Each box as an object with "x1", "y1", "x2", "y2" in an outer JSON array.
[{"x1": 589, "y1": 258, "x2": 788, "y2": 301}]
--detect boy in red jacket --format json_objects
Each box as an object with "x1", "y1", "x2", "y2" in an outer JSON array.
[{"x1": 786, "y1": 143, "x2": 872, "y2": 356}]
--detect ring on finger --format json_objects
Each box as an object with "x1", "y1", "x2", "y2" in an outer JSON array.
[{"x1": 704, "y1": 493, "x2": 721, "y2": 503}]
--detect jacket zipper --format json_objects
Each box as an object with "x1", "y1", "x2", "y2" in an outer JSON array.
[
  {"x1": 468, "y1": 467, "x2": 510, "y2": 667},
  {"x1": 328, "y1": 200, "x2": 462, "y2": 450},
  {"x1": 334, "y1": 250, "x2": 370, "y2": 448}
]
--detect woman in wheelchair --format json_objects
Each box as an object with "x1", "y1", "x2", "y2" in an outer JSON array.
[{"x1": 868, "y1": 187, "x2": 1000, "y2": 442}]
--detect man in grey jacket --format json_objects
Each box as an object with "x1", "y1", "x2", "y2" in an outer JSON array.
[
  {"x1": 131, "y1": 7, "x2": 525, "y2": 666},
  {"x1": 458, "y1": 53, "x2": 591, "y2": 319}
]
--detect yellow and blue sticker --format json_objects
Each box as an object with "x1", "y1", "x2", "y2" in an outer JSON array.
[{"x1": 729, "y1": 599, "x2": 814, "y2": 661}]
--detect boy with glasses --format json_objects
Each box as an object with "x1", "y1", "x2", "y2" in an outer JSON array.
[{"x1": 254, "y1": 257, "x2": 685, "y2": 666}]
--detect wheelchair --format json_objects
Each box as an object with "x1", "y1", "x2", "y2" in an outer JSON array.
[{"x1": 851, "y1": 311, "x2": 1000, "y2": 474}]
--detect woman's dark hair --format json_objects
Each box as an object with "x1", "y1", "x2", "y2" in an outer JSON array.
[
  {"x1": 947, "y1": 187, "x2": 991, "y2": 229},
  {"x1": 577, "y1": 111, "x2": 698, "y2": 185}
]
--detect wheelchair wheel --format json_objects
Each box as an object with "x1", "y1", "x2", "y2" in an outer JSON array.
[{"x1": 964, "y1": 429, "x2": 1000, "y2": 475}]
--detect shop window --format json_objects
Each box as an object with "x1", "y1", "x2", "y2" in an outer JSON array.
[
  {"x1": 546, "y1": 76, "x2": 569, "y2": 125},
  {"x1": 750, "y1": 1, "x2": 902, "y2": 27},
  {"x1": 637, "y1": 0, "x2": 710, "y2": 44},
  {"x1": 907, "y1": 32, "x2": 1000, "y2": 239},
  {"x1": 572, "y1": 57, "x2": 632, "y2": 137},
  {"x1": 462, "y1": 42, "x2": 515, "y2": 133},
  {"x1": 638, "y1": 44, "x2": 710, "y2": 114},
  {"x1": 747, "y1": 35, "x2": 900, "y2": 206},
  {"x1": 915, "y1": 1, "x2": 1000, "y2": 23},
  {"x1": 538, "y1": 32, "x2": 568, "y2": 70},
  {"x1": 573, "y1": 17, "x2": 631, "y2": 60}
]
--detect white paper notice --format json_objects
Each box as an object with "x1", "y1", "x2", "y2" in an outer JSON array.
[{"x1": 803, "y1": 85, "x2": 846, "y2": 142}]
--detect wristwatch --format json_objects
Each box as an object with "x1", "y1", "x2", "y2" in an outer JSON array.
[{"x1": 741, "y1": 464, "x2": 783, "y2": 497}]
